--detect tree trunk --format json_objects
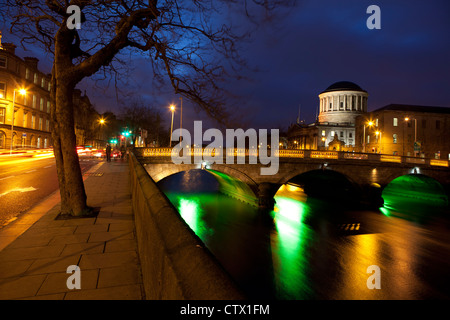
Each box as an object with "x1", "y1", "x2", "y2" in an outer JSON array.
[
  {"x1": 50, "y1": 28, "x2": 89, "y2": 217},
  {"x1": 51, "y1": 81, "x2": 89, "y2": 216}
]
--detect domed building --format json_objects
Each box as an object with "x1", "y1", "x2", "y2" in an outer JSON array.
[
  {"x1": 318, "y1": 81, "x2": 368, "y2": 124},
  {"x1": 287, "y1": 81, "x2": 368, "y2": 151}
]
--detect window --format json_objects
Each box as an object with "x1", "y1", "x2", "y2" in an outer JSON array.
[
  {"x1": 32, "y1": 95, "x2": 37, "y2": 108},
  {"x1": 393, "y1": 134, "x2": 398, "y2": 144},
  {"x1": 34, "y1": 73, "x2": 38, "y2": 84},
  {"x1": 393, "y1": 118, "x2": 398, "y2": 127},
  {"x1": 40, "y1": 98, "x2": 44, "y2": 111},
  {"x1": 349, "y1": 132, "x2": 353, "y2": 138},
  {"x1": 0, "y1": 107, "x2": 5, "y2": 124},
  {"x1": 31, "y1": 114, "x2": 36, "y2": 129},
  {"x1": 41, "y1": 78, "x2": 45, "y2": 88},
  {"x1": 321, "y1": 130, "x2": 326, "y2": 136},
  {"x1": 48, "y1": 81, "x2": 51, "y2": 91},
  {"x1": 375, "y1": 118, "x2": 378, "y2": 127},
  {"x1": 39, "y1": 117, "x2": 43, "y2": 130},
  {"x1": 0, "y1": 56, "x2": 6, "y2": 68},
  {"x1": 47, "y1": 101, "x2": 50, "y2": 113},
  {"x1": 329, "y1": 103, "x2": 332, "y2": 110},
  {"x1": 26, "y1": 68, "x2": 30, "y2": 80},
  {"x1": 340, "y1": 131, "x2": 344, "y2": 138},
  {"x1": 0, "y1": 82, "x2": 5, "y2": 99},
  {"x1": 331, "y1": 130, "x2": 335, "y2": 137},
  {"x1": 23, "y1": 112, "x2": 28, "y2": 128},
  {"x1": 339, "y1": 101, "x2": 344, "y2": 110},
  {"x1": 367, "y1": 135, "x2": 370, "y2": 144},
  {"x1": 45, "y1": 119, "x2": 49, "y2": 131},
  {"x1": 436, "y1": 120, "x2": 441, "y2": 130}
]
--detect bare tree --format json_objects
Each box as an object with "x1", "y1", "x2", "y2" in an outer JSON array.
[{"x1": 3, "y1": 0, "x2": 296, "y2": 216}]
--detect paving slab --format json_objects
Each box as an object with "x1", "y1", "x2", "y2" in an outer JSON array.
[{"x1": 0, "y1": 159, "x2": 144, "y2": 300}]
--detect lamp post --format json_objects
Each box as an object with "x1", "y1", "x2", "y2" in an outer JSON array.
[
  {"x1": 169, "y1": 104, "x2": 175, "y2": 147},
  {"x1": 179, "y1": 96, "x2": 183, "y2": 143},
  {"x1": 363, "y1": 121, "x2": 373, "y2": 153},
  {"x1": 375, "y1": 131, "x2": 382, "y2": 153},
  {"x1": 10, "y1": 88, "x2": 26, "y2": 155},
  {"x1": 98, "y1": 118, "x2": 106, "y2": 148},
  {"x1": 404, "y1": 117, "x2": 417, "y2": 156}
]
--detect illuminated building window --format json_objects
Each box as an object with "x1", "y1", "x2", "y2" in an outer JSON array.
[
  {"x1": 23, "y1": 112, "x2": 28, "y2": 128},
  {"x1": 34, "y1": 73, "x2": 38, "y2": 84},
  {"x1": 32, "y1": 95, "x2": 36, "y2": 108},
  {"x1": 25, "y1": 68, "x2": 30, "y2": 80},
  {"x1": 393, "y1": 117, "x2": 398, "y2": 126},
  {"x1": 321, "y1": 130, "x2": 326, "y2": 136},
  {"x1": 41, "y1": 78, "x2": 45, "y2": 88},
  {"x1": 0, "y1": 82, "x2": 5, "y2": 98},
  {"x1": 0, "y1": 107, "x2": 5, "y2": 124},
  {"x1": 393, "y1": 133, "x2": 398, "y2": 144},
  {"x1": 40, "y1": 97, "x2": 44, "y2": 111}
]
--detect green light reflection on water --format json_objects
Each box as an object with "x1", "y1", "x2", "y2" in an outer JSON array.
[
  {"x1": 271, "y1": 195, "x2": 313, "y2": 299},
  {"x1": 169, "y1": 194, "x2": 215, "y2": 240}
]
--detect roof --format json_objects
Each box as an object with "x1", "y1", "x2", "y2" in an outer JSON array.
[
  {"x1": 373, "y1": 104, "x2": 450, "y2": 114},
  {"x1": 320, "y1": 81, "x2": 367, "y2": 94}
]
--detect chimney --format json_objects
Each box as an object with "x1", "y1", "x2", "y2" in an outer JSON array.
[
  {"x1": 0, "y1": 31, "x2": 17, "y2": 54},
  {"x1": 24, "y1": 57, "x2": 39, "y2": 69},
  {"x1": 1, "y1": 43, "x2": 17, "y2": 55}
]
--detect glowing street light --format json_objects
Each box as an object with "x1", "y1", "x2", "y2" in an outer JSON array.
[
  {"x1": 375, "y1": 130, "x2": 382, "y2": 153},
  {"x1": 363, "y1": 120, "x2": 374, "y2": 153},
  {"x1": 10, "y1": 88, "x2": 27, "y2": 155},
  {"x1": 169, "y1": 104, "x2": 175, "y2": 147},
  {"x1": 404, "y1": 117, "x2": 417, "y2": 156}
]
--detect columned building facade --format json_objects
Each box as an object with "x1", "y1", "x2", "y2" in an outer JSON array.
[{"x1": 288, "y1": 81, "x2": 368, "y2": 151}]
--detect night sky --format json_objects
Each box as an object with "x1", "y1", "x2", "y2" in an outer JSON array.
[{"x1": 2, "y1": 0, "x2": 450, "y2": 133}]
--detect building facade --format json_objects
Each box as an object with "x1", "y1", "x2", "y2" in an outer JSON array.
[
  {"x1": 0, "y1": 38, "x2": 52, "y2": 150},
  {"x1": 356, "y1": 104, "x2": 450, "y2": 159},
  {"x1": 288, "y1": 81, "x2": 368, "y2": 151}
]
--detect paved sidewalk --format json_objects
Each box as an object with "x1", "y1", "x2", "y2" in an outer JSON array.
[{"x1": 0, "y1": 159, "x2": 144, "y2": 300}]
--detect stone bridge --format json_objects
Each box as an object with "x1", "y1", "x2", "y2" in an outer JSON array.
[{"x1": 133, "y1": 148, "x2": 450, "y2": 210}]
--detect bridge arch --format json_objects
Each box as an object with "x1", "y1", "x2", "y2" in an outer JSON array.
[
  {"x1": 382, "y1": 173, "x2": 448, "y2": 210},
  {"x1": 145, "y1": 163, "x2": 259, "y2": 207},
  {"x1": 279, "y1": 168, "x2": 361, "y2": 203}
]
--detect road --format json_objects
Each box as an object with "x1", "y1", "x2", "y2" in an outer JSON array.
[{"x1": 0, "y1": 153, "x2": 99, "y2": 227}]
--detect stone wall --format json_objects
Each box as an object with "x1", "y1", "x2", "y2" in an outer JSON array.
[{"x1": 128, "y1": 152, "x2": 245, "y2": 299}]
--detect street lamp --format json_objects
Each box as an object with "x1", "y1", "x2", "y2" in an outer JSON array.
[
  {"x1": 10, "y1": 88, "x2": 27, "y2": 155},
  {"x1": 404, "y1": 117, "x2": 417, "y2": 156},
  {"x1": 363, "y1": 121, "x2": 374, "y2": 153},
  {"x1": 179, "y1": 96, "x2": 183, "y2": 143},
  {"x1": 169, "y1": 104, "x2": 175, "y2": 147},
  {"x1": 375, "y1": 131, "x2": 382, "y2": 153}
]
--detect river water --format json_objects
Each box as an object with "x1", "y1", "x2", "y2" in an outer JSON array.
[{"x1": 157, "y1": 169, "x2": 450, "y2": 299}]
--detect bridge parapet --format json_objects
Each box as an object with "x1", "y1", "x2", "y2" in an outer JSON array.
[{"x1": 134, "y1": 147, "x2": 449, "y2": 168}]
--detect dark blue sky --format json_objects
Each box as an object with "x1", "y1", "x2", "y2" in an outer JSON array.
[{"x1": 2, "y1": 0, "x2": 450, "y2": 132}]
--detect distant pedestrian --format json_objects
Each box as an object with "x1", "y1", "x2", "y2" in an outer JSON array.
[{"x1": 106, "y1": 144, "x2": 111, "y2": 162}]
